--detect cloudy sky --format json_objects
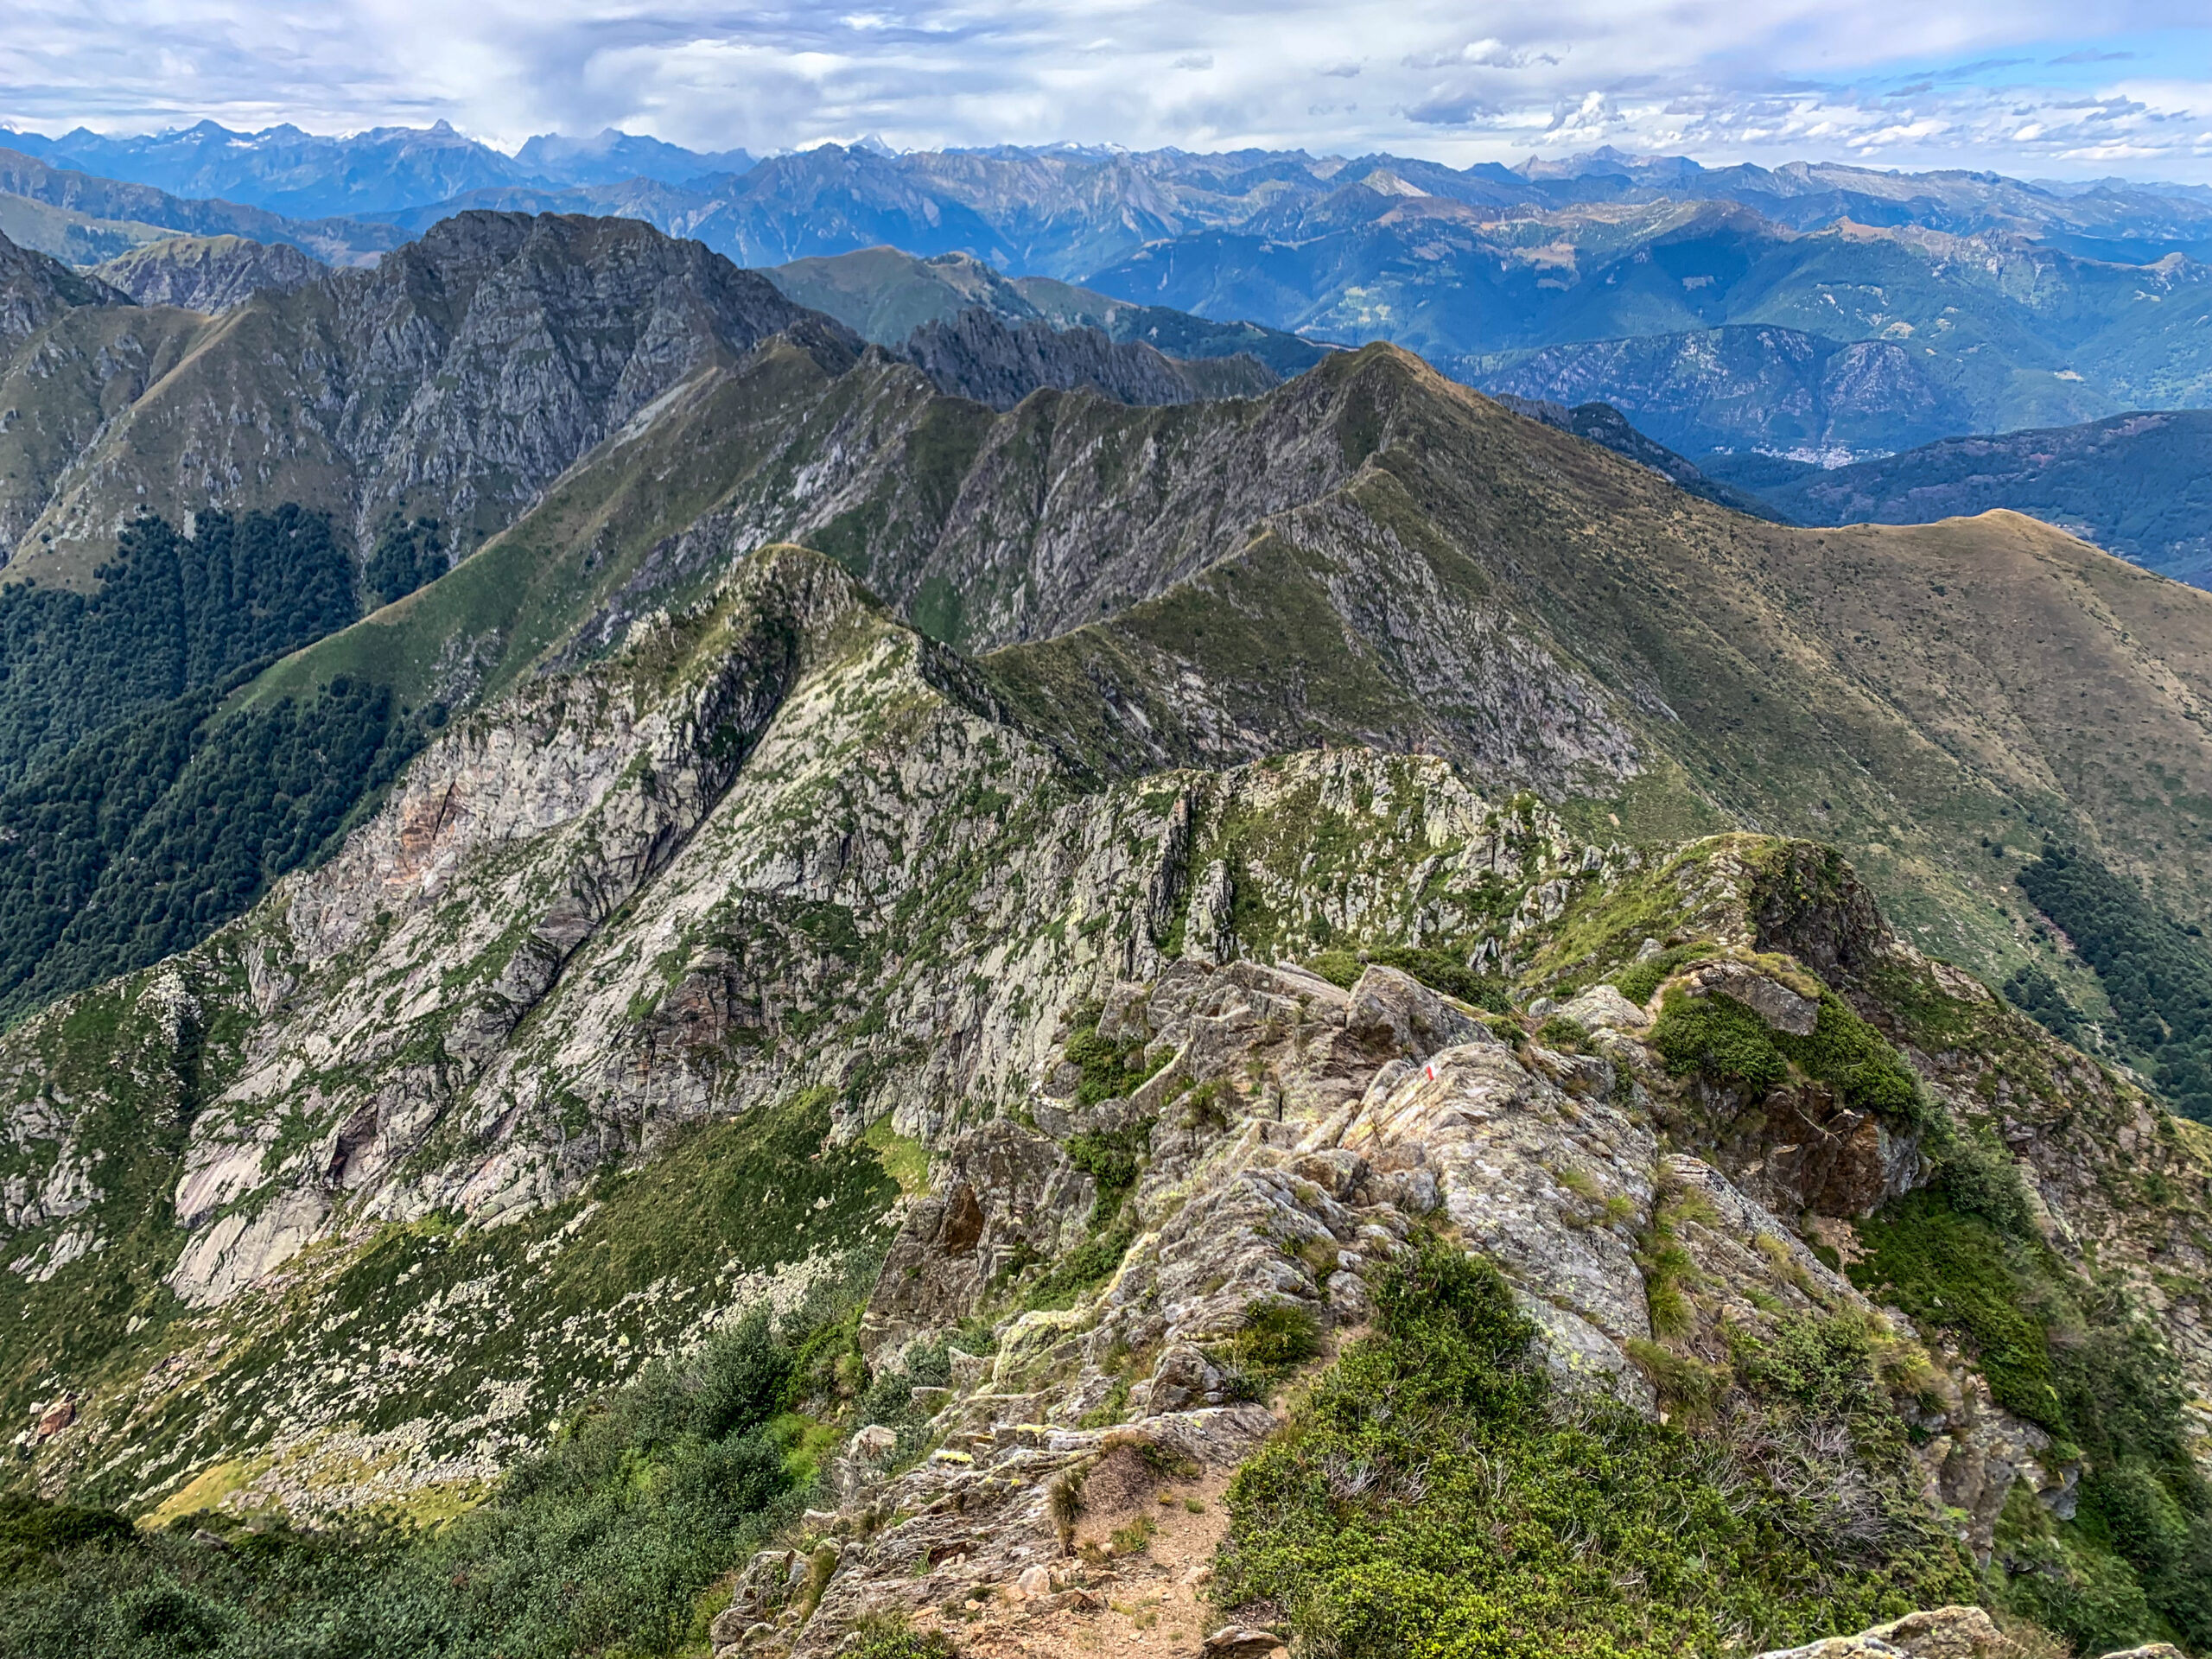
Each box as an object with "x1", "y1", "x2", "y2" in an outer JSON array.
[{"x1": 3, "y1": 1, "x2": 2211, "y2": 179}]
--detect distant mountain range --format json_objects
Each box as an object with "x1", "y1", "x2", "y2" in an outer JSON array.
[
  {"x1": 0, "y1": 145, "x2": 404, "y2": 264},
  {"x1": 12, "y1": 124, "x2": 2212, "y2": 574},
  {"x1": 0, "y1": 119, "x2": 754, "y2": 218},
  {"x1": 8, "y1": 124, "x2": 2209, "y2": 250},
  {"x1": 1704, "y1": 410, "x2": 2212, "y2": 587}
]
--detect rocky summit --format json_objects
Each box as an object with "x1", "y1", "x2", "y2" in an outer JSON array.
[{"x1": 0, "y1": 207, "x2": 2207, "y2": 1659}]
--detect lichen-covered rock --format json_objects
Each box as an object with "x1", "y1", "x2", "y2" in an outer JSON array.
[
  {"x1": 861, "y1": 1120, "x2": 1093, "y2": 1360},
  {"x1": 1558, "y1": 982, "x2": 1646, "y2": 1030},
  {"x1": 1344, "y1": 964, "x2": 1488, "y2": 1058},
  {"x1": 1753, "y1": 1605, "x2": 2006, "y2": 1659},
  {"x1": 1342, "y1": 1039, "x2": 1660, "y2": 1406}
]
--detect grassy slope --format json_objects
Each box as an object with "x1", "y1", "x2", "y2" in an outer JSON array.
[
  {"x1": 1751, "y1": 412, "x2": 2212, "y2": 587},
  {"x1": 984, "y1": 347, "x2": 2212, "y2": 974},
  {"x1": 3, "y1": 291, "x2": 357, "y2": 587},
  {"x1": 763, "y1": 246, "x2": 1032, "y2": 344},
  {"x1": 26, "y1": 330, "x2": 2212, "y2": 999},
  {"x1": 244, "y1": 337, "x2": 859, "y2": 712},
  {"x1": 0, "y1": 194, "x2": 174, "y2": 266},
  {"x1": 0, "y1": 303, "x2": 210, "y2": 569}
]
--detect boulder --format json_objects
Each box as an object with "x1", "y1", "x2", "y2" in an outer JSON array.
[
  {"x1": 1344, "y1": 965, "x2": 1486, "y2": 1059},
  {"x1": 1558, "y1": 983, "x2": 1647, "y2": 1030},
  {"x1": 1753, "y1": 1605, "x2": 2006, "y2": 1659},
  {"x1": 849, "y1": 1425, "x2": 897, "y2": 1459},
  {"x1": 1681, "y1": 961, "x2": 1819, "y2": 1035}
]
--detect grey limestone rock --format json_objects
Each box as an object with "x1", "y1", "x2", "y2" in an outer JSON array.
[
  {"x1": 1752, "y1": 1606, "x2": 2006, "y2": 1659},
  {"x1": 1558, "y1": 982, "x2": 1647, "y2": 1030}
]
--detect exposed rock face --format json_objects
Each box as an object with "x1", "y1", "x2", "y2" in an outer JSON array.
[
  {"x1": 863, "y1": 1121, "x2": 1097, "y2": 1351},
  {"x1": 9, "y1": 210, "x2": 856, "y2": 567},
  {"x1": 893, "y1": 305, "x2": 1274, "y2": 411},
  {"x1": 1754, "y1": 1606, "x2": 2009, "y2": 1659},
  {"x1": 91, "y1": 234, "x2": 322, "y2": 312},
  {"x1": 0, "y1": 225, "x2": 127, "y2": 346}
]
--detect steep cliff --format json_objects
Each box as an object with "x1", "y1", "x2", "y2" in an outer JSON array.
[
  {"x1": 90, "y1": 235, "x2": 323, "y2": 314},
  {"x1": 0, "y1": 211, "x2": 843, "y2": 575}
]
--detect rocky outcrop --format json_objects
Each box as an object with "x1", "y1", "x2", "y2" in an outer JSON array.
[
  {"x1": 0, "y1": 224, "x2": 126, "y2": 345},
  {"x1": 1754, "y1": 1606, "x2": 2010, "y2": 1659},
  {"x1": 10, "y1": 210, "x2": 859, "y2": 568},
  {"x1": 729, "y1": 924, "x2": 2145, "y2": 1649},
  {"x1": 894, "y1": 305, "x2": 1274, "y2": 411},
  {"x1": 92, "y1": 234, "x2": 322, "y2": 312}
]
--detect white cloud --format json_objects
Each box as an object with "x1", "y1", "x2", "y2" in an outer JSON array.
[{"x1": 0, "y1": 1, "x2": 2205, "y2": 181}]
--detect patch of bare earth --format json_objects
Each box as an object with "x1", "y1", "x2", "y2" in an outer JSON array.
[{"x1": 906, "y1": 1456, "x2": 1275, "y2": 1659}]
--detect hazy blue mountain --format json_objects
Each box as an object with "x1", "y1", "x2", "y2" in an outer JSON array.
[
  {"x1": 1706, "y1": 410, "x2": 2212, "y2": 586},
  {"x1": 17, "y1": 129, "x2": 2212, "y2": 460},
  {"x1": 758, "y1": 245, "x2": 1331, "y2": 378},
  {"x1": 0, "y1": 120, "x2": 534, "y2": 218},
  {"x1": 0, "y1": 145, "x2": 404, "y2": 264},
  {"x1": 1510, "y1": 148, "x2": 2212, "y2": 254},
  {"x1": 1472, "y1": 325, "x2": 1975, "y2": 460},
  {"x1": 0, "y1": 120, "x2": 753, "y2": 219},
  {"x1": 513, "y1": 128, "x2": 753, "y2": 187}
]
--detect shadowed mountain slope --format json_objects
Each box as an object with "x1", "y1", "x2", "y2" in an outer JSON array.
[
  {"x1": 236, "y1": 338, "x2": 2212, "y2": 985},
  {"x1": 91, "y1": 235, "x2": 323, "y2": 313}
]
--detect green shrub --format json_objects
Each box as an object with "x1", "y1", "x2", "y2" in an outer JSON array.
[
  {"x1": 1232, "y1": 1300, "x2": 1322, "y2": 1380},
  {"x1": 1651, "y1": 988, "x2": 1931, "y2": 1129},
  {"x1": 1850, "y1": 1192, "x2": 2058, "y2": 1429},
  {"x1": 1933, "y1": 1130, "x2": 2035, "y2": 1235},
  {"x1": 0, "y1": 1303, "x2": 824, "y2": 1659},
  {"x1": 1651, "y1": 991, "x2": 1788, "y2": 1094},
  {"x1": 1062, "y1": 1017, "x2": 1160, "y2": 1107},
  {"x1": 1065, "y1": 1120, "x2": 1155, "y2": 1225},
  {"x1": 840, "y1": 1612, "x2": 959, "y2": 1658},
  {"x1": 1853, "y1": 1185, "x2": 2212, "y2": 1652},
  {"x1": 1784, "y1": 993, "x2": 1930, "y2": 1128},
  {"x1": 1214, "y1": 1238, "x2": 1975, "y2": 1658},
  {"x1": 1016, "y1": 1224, "x2": 1135, "y2": 1313},
  {"x1": 1305, "y1": 946, "x2": 1510, "y2": 1013},
  {"x1": 1614, "y1": 942, "x2": 1719, "y2": 1006},
  {"x1": 1534, "y1": 1014, "x2": 1589, "y2": 1051}
]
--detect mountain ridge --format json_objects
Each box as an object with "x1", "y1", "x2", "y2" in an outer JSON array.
[
  {"x1": 0, "y1": 204, "x2": 2209, "y2": 1659},
  {"x1": 1717, "y1": 410, "x2": 2212, "y2": 586}
]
